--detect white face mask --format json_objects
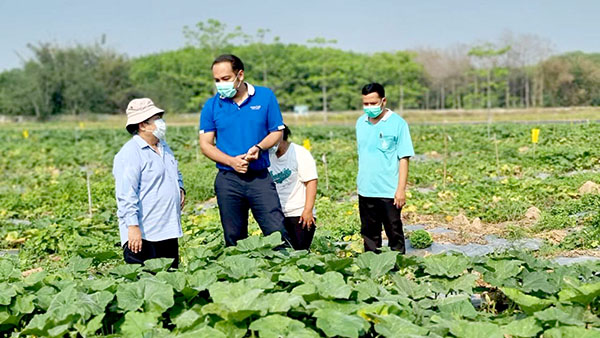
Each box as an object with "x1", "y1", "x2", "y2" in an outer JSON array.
[{"x1": 152, "y1": 118, "x2": 167, "y2": 140}]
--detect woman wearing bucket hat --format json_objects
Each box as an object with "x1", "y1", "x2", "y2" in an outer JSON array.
[{"x1": 113, "y1": 98, "x2": 185, "y2": 268}]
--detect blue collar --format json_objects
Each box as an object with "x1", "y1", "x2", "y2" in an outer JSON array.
[{"x1": 133, "y1": 134, "x2": 164, "y2": 149}]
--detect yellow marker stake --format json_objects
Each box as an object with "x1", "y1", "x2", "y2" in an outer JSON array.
[
  {"x1": 303, "y1": 138, "x2": 312, "y2": 151},
  {"x1": 531, "y1": 128, "x2": 540, "y2": 144},
  {"x1": 531, "y1": 128, "x2": 540, "y2": 155}
]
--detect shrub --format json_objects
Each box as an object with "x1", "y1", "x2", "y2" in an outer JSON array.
[{"x1": 409, "y1": 230, "x2": 433, "y2": 249}]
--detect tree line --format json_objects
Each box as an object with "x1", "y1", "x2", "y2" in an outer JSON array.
[{"x1": 1, "y1": 19, "x2": 599, "y2": 118}]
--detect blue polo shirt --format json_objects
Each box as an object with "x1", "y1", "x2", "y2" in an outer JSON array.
[
  {"x1": 199, "y1": 83, "x2": 285, "y2": 171},
  {"x1": 356, "y1": 110, "x2": 415, "y2": 198}
]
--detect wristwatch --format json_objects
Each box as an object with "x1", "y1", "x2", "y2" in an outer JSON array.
[{"x1": 254, "y1": 144, "x2": 264, "y2": 153}]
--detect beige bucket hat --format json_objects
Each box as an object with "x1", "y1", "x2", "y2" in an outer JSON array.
[{"x1": 125, "y1": 98, "x2": 164, "y2": 129}]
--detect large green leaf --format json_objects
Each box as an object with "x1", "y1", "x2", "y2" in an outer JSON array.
[
  {"x1": 356, "y1": 251, "x2": 398, "y2": 278},
  {"x1": 373, "y1": 314, "x2": 429, "y2": 337},
  {"x1": 501, "y1": 316, "x2": 543, "y2": 337},
  {"x1": 173, "y1": 305, "x2": 203, "y2": 332},
  {"x1": 117, "y1": 279, "x2": 174, "y2": 313},
  {"x1": 234, "y1": 232, "x2": 282, "y2": 252},
  {"x1": 47, "y1": 323, "x2": 70, "y2": 337},
  {"x1": 116, "y1": 282, "x2": 144, "y2": 312},
  {"x1": 14, "y1": 294, "x2": 36, "y2": 314},
  {"x1": 84, "y1": 278, "x2": 116, "y2": 292},
  {"x1": 220, "y1": 255, "x2": 265, "y2": 280},
  {"x1": 313, "y1": 309, "x2": 369, "y2": 338},
  {"x1": 533, "y1": 305, "x2": 585, "y2": 326},
  {"x1": 0, "y1": 309, "x2": 19, "y2": 326},
  {"x1": 186, "y1": 269, "x2": 218, "y2": 292},
  {"x1": 47, "y1": 285, "x2": 81, "y2": 321},
  {"x1": 144, "y1": 258, "x2": 174, "y2": 272},
  {"x1": 178, "y1": 326, "x2": 228, "y2": 338},
  {"x1": 156, "y1": 271, "x2": 187, "y2": 292},
  {"x1": 249, "y1": 314, "x2": 319, "y2": 338},
  {"x1": 558, "y1": 278, "x2": 600, "y2": 305},
  {"x1": 392, "y1": 274, "x2": 433, "y2": 300},
  {"x1": 66, "y1": 256, "x2": 93, "y2": 273},
  {"x1": 74, "y1": 313, "x2": 104, "y2": 337},
  {"x1": 449, "y1": 320, "x2": 503, "y2": 338},
  {"x1": 423, "y1": 255, "x2": 470, "y2": 278},
  {"x1": 207, "y1": 280, "x2": 264, "y2": 320},
  {"x1": 0, "y1": 259, "x2": 21, "y2": 282},
  {"x1": 278, "y1": 266, "x2": 305, "y2": 284},
  {"x1": 76, "y1": 291, "x2": 114, "y2": 318},
  {"x1": 306, "y1": 300, "x2": 362, "y2": 314},
  {"x1": 35, "y1": 286, "x2": 58, "y2": 311},
  {"x1": 142, "y1": 279, "x2": 175, "y2": 313},
  {"x1": 436, "y1": 295, "x2": 478, "y2": 319},
  {"x1": 543, "y1": 326, "x2": 600, "y2": 338},
  {"x1": 109, "y1": 264, "x2": 142, "y2": 280},
  {"x1": 324, "y1": 257, "x2": 354, "y2": 272},
  {"x1": 316, "y1": 271, "x2": 352, "y2": 299},
  {"x1": 353, "y1": 278, "x2": 382, "y2": 301},
  {"x1": 485, "y1": 259, "x2": 523, "y2": 280},
  {"x1": 291, "y1": 271, "x2": 351, "y2": 300},
  {"x1": 22, "y1": 313, "x2": 49, "y2": 335},
  {"x1": 260, "y1": 292, "x2": 304, "y2": 313},
  {"x1": 500, "y1": 287, "x2": 554, "y2": 314},
  {"x1": 120, "y1": 311, "x2": 160, "y2": 337},
  {"x1": 430, "y1": 273, "x2": 479, "y2": 295},
  {"x1": 214, "y1": 320, "x2": 247, "y2": 338},
  {"x1": 23, "y1": 270, "x2": 47, "y2": 288},
  {"x1": 0, "y1": 283, "x2": 17, "y2": 305},
  {"x1": 521, "y1": 270, "x2": 559, "y2": 294}
]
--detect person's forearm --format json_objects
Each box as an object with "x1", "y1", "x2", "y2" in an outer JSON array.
[
  {"x1": 303, "y1": 179, "x2": 318, "y2": 212},
  {"x1": 397, "y1": 158, "x2": 409, "y2": 191},
  {"x1": 257, "y1": 131, "x2": 283, "y2": 149},
  {"x1": 199, "y1": 137, "x2": 234, "y2": 166}
]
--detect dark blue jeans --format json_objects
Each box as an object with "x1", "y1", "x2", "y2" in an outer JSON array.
[{"x1": 214, "y1": 169, "x2": 291, "y2": 247}]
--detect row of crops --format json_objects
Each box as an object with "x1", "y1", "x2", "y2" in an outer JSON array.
[{"x1": 1, "y1": 121, "x2": 599, "y2": 336}]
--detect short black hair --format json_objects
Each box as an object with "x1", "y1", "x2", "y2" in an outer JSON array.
[
  {"x1": 126, "y1": 124, "x2": 138, "y2": 135},
  {"x1": 362, "y1": 83, "x2": 385, "y2": 99},
  {"x1": 212, "y1": 54, "x2": 244, "y2": 73},
  {"x1": 282, "y1": 124, "x2": 291, "y2": 141}
]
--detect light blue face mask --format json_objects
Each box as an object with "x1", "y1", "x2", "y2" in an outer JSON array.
[
  {"x1": 363, "y1": 99, "x2": 384, "y2": 118},
  {"x1": 215, "y1": 72, "x2": 241, "y2": 98},
  {"x1": 152, "y1": 118, "x2": 167, "y2": 140}
]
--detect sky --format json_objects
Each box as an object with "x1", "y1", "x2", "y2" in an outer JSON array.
[{"x1": 1, "y1": 0, "x2": 598, "y2": 71}]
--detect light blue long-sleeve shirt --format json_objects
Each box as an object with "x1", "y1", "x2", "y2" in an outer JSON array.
[{"x1": 113, "y1": 135, "x2": 184, "y2": 246}]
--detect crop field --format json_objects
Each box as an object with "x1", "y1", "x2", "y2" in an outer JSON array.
[{"x1": 0, "y1": 121, "x2": 599, "y2": 337}]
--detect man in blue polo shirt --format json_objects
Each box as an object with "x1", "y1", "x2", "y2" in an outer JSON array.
[
  {"x1": 199, "y1": 54, "x2": 291, "y2": 247},
  {"x1": 356, "y1": 83, "x2": 415, "y2": 253}
]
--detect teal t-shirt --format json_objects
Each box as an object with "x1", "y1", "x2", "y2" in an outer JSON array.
[{"x1": 356, "y1": 110, "x2": 415, "y2": 198}]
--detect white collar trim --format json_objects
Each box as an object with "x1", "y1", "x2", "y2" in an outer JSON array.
[{"x1": 364, "y1": 109, "x2": 393, "y2": 122}]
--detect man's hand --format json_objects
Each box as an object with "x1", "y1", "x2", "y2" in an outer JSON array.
[
  {"x1": 299, "y1": 209, "x2": 315, "y2": 229},
  {"x1": 128, "y1": 226, "x2": 142, "y2": 253},
  {"x1": 244, "y1": 145, "x2": 261, "y2": 162},
  {"x1": 180, "y1": 189, "x2": 186, "y2": 209},
  {"x1": 229, "y1": 154, "x2": 249, "y2": 173},
  {"x1": 394, "y1": 189, "x2": 406, "y2": 209}
]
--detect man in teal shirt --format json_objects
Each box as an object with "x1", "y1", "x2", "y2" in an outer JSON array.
[{"x1": 356, "y1": 83, "x2": 414, "y2": 253}]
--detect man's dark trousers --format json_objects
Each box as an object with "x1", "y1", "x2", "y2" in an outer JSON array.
[
  {"x1": 358, "y1": 195, "x2": 406, "y2": 253},
  {"x1": 215, "y1": 168, "x2": 292, "y2": 247},
  {"x1": 123, "y1": 238, "x2": 179, "y2": 268}
]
